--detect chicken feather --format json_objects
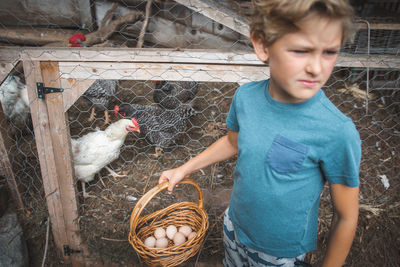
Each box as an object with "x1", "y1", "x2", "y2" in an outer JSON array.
[
  {"x1": 153, "y1": 81, "x2": 199, "y2": 110},
  {"x1": 0, "y1": 75, "x2": 30, "y2": 129},
  {"x1": 115, "y1": 103, "x2": 195, "y2": 149},
  {"x1": 83, "y1": 79, "x2": 118, "y2": 124}
]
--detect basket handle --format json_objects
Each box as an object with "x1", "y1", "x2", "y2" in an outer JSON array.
[{"x1": 130, "y1": 178, "x2": 204, "y2": 230}]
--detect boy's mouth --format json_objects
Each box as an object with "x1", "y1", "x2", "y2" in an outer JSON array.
[{"x1": 299, "y1": 80, "x2": 318, "y2": 87}]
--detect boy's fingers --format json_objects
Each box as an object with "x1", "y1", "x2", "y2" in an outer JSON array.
[
  {"x1": 158, "y1": 173, "x2": 169, "y2": 184},
  {"x1": 167, "y1": 183, "x2": 175, "y2": 194}
]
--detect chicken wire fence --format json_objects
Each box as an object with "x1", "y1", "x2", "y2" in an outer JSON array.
[{"x1": 0, "y1": 0, "x2": 399, "y2": 266}]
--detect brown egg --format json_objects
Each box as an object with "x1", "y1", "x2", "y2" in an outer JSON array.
[
  {"x1": 155, "y1": 237, "x2": 169, "y2": 248},
  {"x1": 178, "y1": 225, "x2": 192, "y2": 237},
  {"x1": 144, "y1": 236, "x2": 156, "y2": 247},
  {"x1": 187, "y1": 231, "x2": 197, "y2": 240},
  {"x1": 173, "y1": 232, "x2": 186, "y2": 246},
  {"x1": 154, "y1": 227, "x2": 166, "y2": 239},
  {"x1": 166, "y1": 225, "x2": 177, "y2": 240}
]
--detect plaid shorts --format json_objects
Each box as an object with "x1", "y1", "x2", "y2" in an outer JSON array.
[{"x1": 223, "y1": 208, "x2": 307, "y2": 267}]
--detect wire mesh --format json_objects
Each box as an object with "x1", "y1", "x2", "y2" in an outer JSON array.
[{"x1": 0, "y1": 0, "x2": 399, "y2": 266}]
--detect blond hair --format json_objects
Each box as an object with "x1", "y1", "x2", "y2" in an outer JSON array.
[{"x1": 250, "y1": 0, "x2": 355, "y2": 46}]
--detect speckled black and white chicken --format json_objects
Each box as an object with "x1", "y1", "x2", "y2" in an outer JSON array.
[
  {"x1": 153, "y1": 81, "x2": 199, "y2": 110},
  {"x1": 0, "y1": 75, "x2": 30, "y2": 129},
  {"x1": 114, "y1": 103, "x2": 195, "y2": 157},
  {"x1": 83, "y1": 79, "x2": 118, "y2": 124}
]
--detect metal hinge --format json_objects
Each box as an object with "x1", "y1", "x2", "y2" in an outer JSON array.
[
  {"x1": 63, "y1": 245, "x2": 82, "y2": 256},
  {"x1": 37, "y1": 82, "x2": 64, "y2": 99}
]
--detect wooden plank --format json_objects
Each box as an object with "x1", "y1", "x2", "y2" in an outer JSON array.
[
  {"x1": 335, "y1": 54, "x2": 400, "y2": 68},
  {"x1": 22, "y1": 60, "x2": 70, "y2": 256},
  {"x1": 0, "y1": 62, "x2": 16, "y2": 84},
  {"x1": 0, "y1": 27, "x2": 76, "y2": 47},
  {"x1": 0, "y1": 47, "x2": 21, "y2": 83},
  {"x1": 60, "y1": 78, "x2": 95, "y2": 112},
  {"x1": 19, "y1": 48, "x2": 260, "y2": 65},
  {"x1": 40, "y1": 61, "x2": 83, "y2": 264},
  {"x1": 0, "y1": 104, "x2": 24, "y2": 211},
  {"x1": 58, "y1": 62, "x2": 270, "y2": 83},
  {"x1": 15, "y1": 48, "x2": 400, "y2": 69},
  {"x1": 356, "y1": 22, "x2": 400, "y2": 30},
  {"x1": 174, "y1": 0, "x2": 250, "y2": 37}
]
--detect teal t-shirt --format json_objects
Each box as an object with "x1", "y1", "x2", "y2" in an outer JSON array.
[{"x1": 226, "y1": 79, "x2": 361, "y2": 257}]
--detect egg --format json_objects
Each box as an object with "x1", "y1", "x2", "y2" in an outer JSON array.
[
  {"x1": 144, "y1": 236, "x2": 156, "y2": 247},
  {"x1": 173, "y1": 232, "x2": 186, "y2": 246},
  {"x1": 166, "y1": 225, "x2": 177, "y2": 240},
  {"x1": 178, "y1": 225, "x2": 192, "y2": 237},
  {"x1": 155, "y1": 237, "x2": 169, "y2": 248},
  {"x1": 187, "y1": 231, "x2": 197, "y2": 240},
  {"x1": 154, "y1": 227, "x2": 166, "y2": 239}
]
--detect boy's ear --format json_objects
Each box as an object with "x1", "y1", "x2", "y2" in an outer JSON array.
[{"x1": 251, "y1": 37, "x2": 269, "y2": 63}]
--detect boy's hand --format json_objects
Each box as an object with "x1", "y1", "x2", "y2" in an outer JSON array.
[{"x1": 158, "y1": 167, "x2": 187, "y2": 194}]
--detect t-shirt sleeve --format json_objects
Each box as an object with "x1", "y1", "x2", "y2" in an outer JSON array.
[
  {"x1": 226, "y1": 87, "x2": 240, "y2": 132},
  {"x1": 320, "y1": 120, "x2": 361, "y2": 187}
]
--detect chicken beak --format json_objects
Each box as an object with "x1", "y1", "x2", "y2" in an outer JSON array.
[{"x1": 126, "y1": 125, "x2": 140, "y2": 133}]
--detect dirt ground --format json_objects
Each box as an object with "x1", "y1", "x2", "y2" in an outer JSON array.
[{"x1": 3, "y1": 73, "x2": 400, "y2": 266}]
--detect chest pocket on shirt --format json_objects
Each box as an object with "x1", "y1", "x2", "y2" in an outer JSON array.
[{"x1": 266, "y1": 134, "x2": 309, "y2": 173}]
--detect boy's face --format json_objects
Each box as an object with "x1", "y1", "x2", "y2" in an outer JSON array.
[{"x1": 252, "y1": 14, "x2": 343, "y2": 103}]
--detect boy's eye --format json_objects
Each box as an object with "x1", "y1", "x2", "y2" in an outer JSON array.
[
  {"x1": 292, "y1": 50, "x2": 308, "y2": 54},
  {"x1": 324, "y1": 50, "x2": 339, "y2": 55}
]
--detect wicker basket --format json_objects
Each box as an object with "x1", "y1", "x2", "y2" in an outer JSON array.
[{"x1": 129, "y1": 179, "x2": 209, "y2": 267}]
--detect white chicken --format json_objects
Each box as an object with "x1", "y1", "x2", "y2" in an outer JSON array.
[
  {"x1": 71, "y1": 117, "x2": 140, "y2": 198},
  {"x1": 0, "y1": 75, "x2": 30, "y2": 129}
]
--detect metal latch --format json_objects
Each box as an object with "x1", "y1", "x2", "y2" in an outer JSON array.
[
  {"x1": 63, "y1": 245, "x2": 82, "y2": 256},
  {"x1": 37, "y1": 82, "x2": 64, "y2": 99}
]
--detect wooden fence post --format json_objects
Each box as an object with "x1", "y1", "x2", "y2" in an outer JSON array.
[{"x1": 22, "y1": 60, "x2": 84, "y2": 265}]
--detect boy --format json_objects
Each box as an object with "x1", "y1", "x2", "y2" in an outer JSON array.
[{"x1": 159, "y1": 0, "x2": 361, "y2": 266}]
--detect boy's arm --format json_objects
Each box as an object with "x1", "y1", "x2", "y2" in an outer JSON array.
[
  {"x1": 159, "y1": 130, "x2": 238, "y2": 193},
  {"x1": 322, "y1": 184, "x2": 359, "y2": 267}
]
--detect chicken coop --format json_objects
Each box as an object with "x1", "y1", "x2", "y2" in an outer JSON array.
[{"x1": 0, "y1": 0, "x2": 399, "y2": 266}]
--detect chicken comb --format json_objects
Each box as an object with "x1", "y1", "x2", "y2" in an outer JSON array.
[
  {"x1": 114, "y1": 105, "x2": 120, "y2": 114},
  {"x1": 70, "y1": 32, "x2": 86, "y2": 41},
  {"x1": 131, "y1": 117, "x2": 139, "y2": 127}
]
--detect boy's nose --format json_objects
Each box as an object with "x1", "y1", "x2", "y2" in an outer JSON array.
[{"x1": 305, "y1": 55, "x2": 322, "y2": 76}]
